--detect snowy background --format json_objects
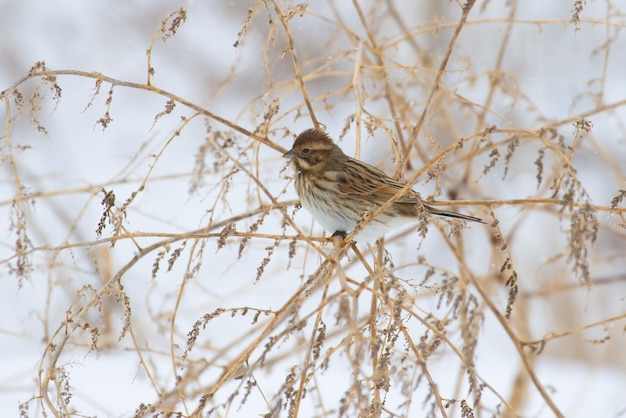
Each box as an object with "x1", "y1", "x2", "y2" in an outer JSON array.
[{"x1": 1, "y1": 1, "x2": 625, "y2": 417}]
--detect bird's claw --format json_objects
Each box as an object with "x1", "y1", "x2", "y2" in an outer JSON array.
[{"x1": 331, "y1": 230, "x2": 347, "y2": 240}]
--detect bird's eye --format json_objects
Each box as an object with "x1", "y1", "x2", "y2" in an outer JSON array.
[{"x1": 302, "y1": 148, "x2": 310, "y2": 154}]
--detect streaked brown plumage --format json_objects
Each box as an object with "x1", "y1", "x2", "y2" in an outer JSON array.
[{"x1": 283, "y1": 129, "x2": 484, "y2": 240}]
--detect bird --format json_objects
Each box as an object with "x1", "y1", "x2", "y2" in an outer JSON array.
[{"x1": 282, "y1": 128, "x2": 484, "y2": 241}]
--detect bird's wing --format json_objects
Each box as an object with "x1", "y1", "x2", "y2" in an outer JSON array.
[{"x1": 333, "y1": 158, "x2": 419, "y2": 204}]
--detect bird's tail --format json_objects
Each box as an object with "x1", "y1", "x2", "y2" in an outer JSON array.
[{"x1": 425, "y1": 205, "x2": 485, "y2": 224}]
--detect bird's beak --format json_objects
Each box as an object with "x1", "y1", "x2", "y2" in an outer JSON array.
[{"x1": 282, "y1": 149, "x2": 294, "y2": 159}]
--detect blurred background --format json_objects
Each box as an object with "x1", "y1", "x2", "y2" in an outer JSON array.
[{"x1": 1, "y1": 1, "x2": 625, "y2": 417}]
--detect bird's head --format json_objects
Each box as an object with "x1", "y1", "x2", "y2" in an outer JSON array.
[{"x1": 283, "y1": 129, "x2": 341, "y2": 172}]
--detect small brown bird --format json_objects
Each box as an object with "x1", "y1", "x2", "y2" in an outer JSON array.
[{"x1": 283, "y1": 129, "x2": 484, "y2": 240}]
